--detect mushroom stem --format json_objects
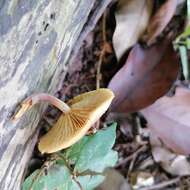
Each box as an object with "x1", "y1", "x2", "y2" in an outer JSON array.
[{"x1": 12, "y1": 93, "x2": 71, "y2": 120}]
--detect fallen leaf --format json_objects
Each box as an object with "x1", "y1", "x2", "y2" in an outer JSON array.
[
  {"x1": 113, "y1": 0, "x2": 153, "y2": 60},
  {"x1": 150, "y1": 131, "x2": 190, "y2": 176},
  {"x1": 96, "y1": 168, "x2": 132, "y2": 190},
  {"x1": 108, "y1": 39, "x2": 179, "y2": 113},
  {"x1": 146, "y1": 0, "x2": 177, "y2": 45},
  {"x1": 141, "y1": 87, "x2": 190, "y2": 155}
]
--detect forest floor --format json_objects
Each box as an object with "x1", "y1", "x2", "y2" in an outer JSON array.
[{"x1": 29, "y1": 1, "x2": 190, "y2": 189}]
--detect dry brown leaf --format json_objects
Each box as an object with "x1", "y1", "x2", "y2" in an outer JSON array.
[
  {"x1": 108, "y1": 39, "x2": 179, "y2": 113},
  {"x1": 141, "y1": 87, "x2": 190, "y2": 155},
  {"x1": 147, "y1": 0, "x2": 177, "y2": 45},
  {"x1": 96, "y1": 168, "x2": 132, "y2": 190},
  {"x1": 113, "y1": 0, "x2": 153, "y2": 60},
  {"x1": 150, "y1": 131, "x2": 190, "y2": 176}
]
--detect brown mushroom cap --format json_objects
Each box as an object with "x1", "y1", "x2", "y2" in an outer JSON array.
[{"x1": 38, "y1": 88, "x2": 114, "y2": 153}]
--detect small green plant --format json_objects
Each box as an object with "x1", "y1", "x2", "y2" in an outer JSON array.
[
  {"x1": 174, "y1": 26, "x2": 190, "y2": 80},
  {"x1": 174, "y1": 0, "x2": 190, "y2": 80},
  {"x1": 22, "y1": 123, "x2": 118, "y2": 190}
]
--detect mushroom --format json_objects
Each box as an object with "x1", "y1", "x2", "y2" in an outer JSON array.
[{"x1": 13, "y1": 89, "x2": 114, "y2": 153}]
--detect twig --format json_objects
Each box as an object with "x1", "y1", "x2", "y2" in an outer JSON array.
[
  {"x1": 95, "y1": 11, "x2": 108, "y2": 132},
  {"x1": 127, "y1": 152, "x2": 137, "y2": 177},
  {"x1": 96, "y1": 12, "x2": 107, "y2": 89},
  {"x1": 77, "y1": 169, "x2": 103, "y2": 177},
  {"x1": 96, "y1": 50, "x2": 105, "y2": 89},
  {"x1": 138, "y1": 177, "x2": 180, "y2": 190},
  {"x1": 115, "y1": 145, "x2": 147, "y2": 168},
  {"x1": 102, "y1": 11, "x2": 107, "y2": 43}
]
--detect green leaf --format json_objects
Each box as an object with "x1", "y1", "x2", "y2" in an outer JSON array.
[
  {"x1": 74, "y1": 123, "x2": 117, "y2": 172},
  {"x1": 22, "y1": 123, "x2": 118, "y2": 190},
  {"x1": 22, "y1": 170, "x2": 44, "y2": 190},
  {"x1": 86, "y1": 150, "x2": 118, "y2": 173},
  {"x1": 64, "y1": 137, "x2": 89, "y2": 164},
  {"x1": 174, "y1": 22, "x2": 190, "y2": 80},
  {"x1": 175, "y1": 26, "x2": 190, "y2": 46},
  {"x1": 22, "y1": 165, "x2": 71, "y2": 190},
  {"x1": 179, "y1": 46, "x2": 189, "y2": 80}
]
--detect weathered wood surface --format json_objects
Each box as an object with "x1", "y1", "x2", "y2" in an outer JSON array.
[{"x1": 0, "y1": 0, "x2": 111, "y2": 189}]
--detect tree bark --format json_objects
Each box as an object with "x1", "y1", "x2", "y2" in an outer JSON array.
[{"x1": 0, "y1": 0, "x2": 111, "y2": 189}]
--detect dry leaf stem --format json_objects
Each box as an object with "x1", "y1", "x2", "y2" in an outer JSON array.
[
  {"x1": 116, "y1": 145, "x2": 147, "y2": 168},
  {"x1": 94, "y1": 12, "x2": 107, "y2": 131}
]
